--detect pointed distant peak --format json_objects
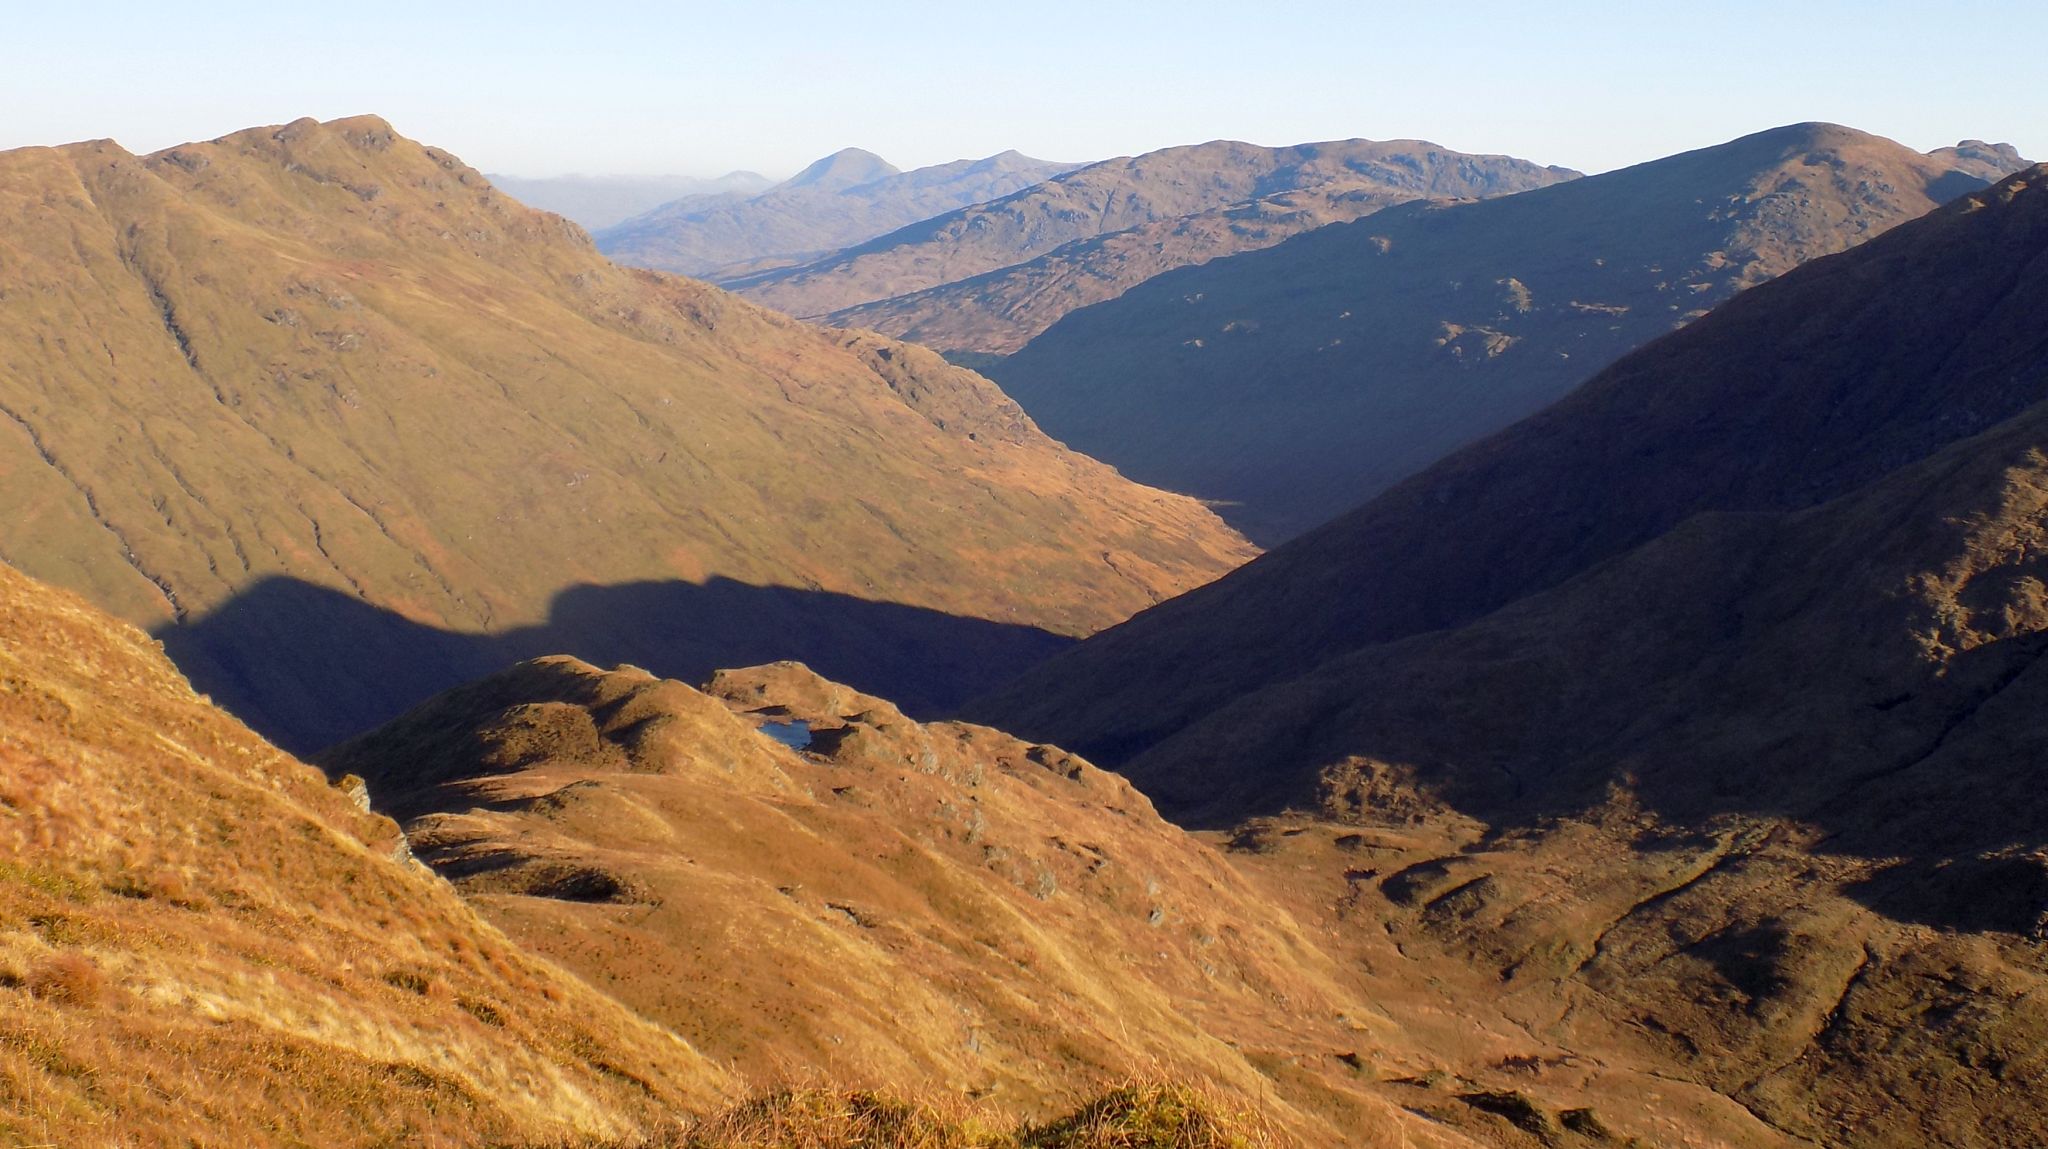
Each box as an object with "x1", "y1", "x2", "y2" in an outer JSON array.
[
  {"x1": 985, "y1": 148, "x2": 1057, "y2": 166},
  {"x1": 782, "y1": 147, "x2": 900, "y2": 191}
]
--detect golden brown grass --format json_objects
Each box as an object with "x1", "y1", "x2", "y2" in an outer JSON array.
[
  {"x1": 22, "y1": 951, "x2": 106, "y2": 1008},
  {"x1": 0, "y1": 561, "x2": 732, "y2": 1147}
]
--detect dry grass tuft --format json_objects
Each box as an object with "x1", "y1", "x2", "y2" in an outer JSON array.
[
  {"x1": 676, "y1": 1088, "x2": 987, "y2": 1148},
  {"x1": 25, "y1": 951, "x2": 106, "y2": 1008},
  {"x1": 661, "y1": 1083, "x2": 1280, "y2": 1149},
  {"x1": 1015, "y1": 1083, "x2": 1273, "y2": 1149}
]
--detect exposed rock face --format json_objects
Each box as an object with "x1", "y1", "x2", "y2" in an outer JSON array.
[
  {"x1": 0, "y1": 115, "x2": 1252, "y2": 750},
  {"x1": 969, "y1": 165, "x2": 2048, "y2": 1147},
  {"x1": 0, "y1": 560, "x2": 732, "y2": 1146},
  {"x1": 985, "y1": 124, "x2": 2033, "y2": 542}
]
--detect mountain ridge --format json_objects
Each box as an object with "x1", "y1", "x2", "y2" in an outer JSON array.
[
  {"x1": 724, "y1": 137, "x2": 1579, "y2": 321},
  {"x1": 488, "y1": 169, "x2": 774, "y2": 229}
]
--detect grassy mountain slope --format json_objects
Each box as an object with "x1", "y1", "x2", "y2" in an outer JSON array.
[
  {"x1": 987, "y1": 124, "x2": 2030, "y2": 541},
  {"x1": 0, "y1": 560, "x2": 732, "y2": 1146},
  {"x1": 598, "y1": 149, "x2": 1078, "y2": 277},
  {"x1": 726, "y1": 140, "x2": 1577, "y2": 321},
  {"x1": 319, "y1": 658, "x2": 1404, "y2": 1143},
  {"x1": 0, "y1": 116, "x2": 1251, "y2": 749}
]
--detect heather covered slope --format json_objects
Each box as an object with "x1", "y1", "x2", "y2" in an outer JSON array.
[
  {"x1": 971, "y1": 161, "x2": 2048, "y2": 768},
  {"x1": 597, "y1": 148, "x2": 1078, "y2": 277},
  {"x1": 726, "y1": 139, "x2": 1577, "y2": 322},
  {"x1": 0, "y1": 116, "x2": 1251, "y2": 749},
  {"x1": 0, "y1": 561, "x2": 731, "y2": 1146},
  {"x1": 988, "y1": 124, "x2": 2031, "y2": 541}
]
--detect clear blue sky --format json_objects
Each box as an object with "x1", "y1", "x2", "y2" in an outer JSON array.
[{"x1": 8, "y1": 1, "x2": 2042, "y2": 178}]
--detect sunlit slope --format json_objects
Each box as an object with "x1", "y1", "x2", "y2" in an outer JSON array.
[
  {"x1": 0, "y1": 560, "x2": 731, "y2": 1146},
  {"x1": 0, "y1": 116, "x2": 1251, "y2": 746}
]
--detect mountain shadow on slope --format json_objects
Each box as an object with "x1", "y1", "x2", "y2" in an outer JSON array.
[
  {"x1": 968, "y1": 160, "x2": 2048, "y2": 774},
  {"x1": 158, "y1": 575, "x2": 1072, "y2": 754}
]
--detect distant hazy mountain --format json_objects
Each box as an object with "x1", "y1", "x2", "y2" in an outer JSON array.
[
  {"x1": 826, "y1": 154, "x2": 1582, "y2": 354},
  {"x1": 988, "y1": 124, "x2": 2032, "y2": 542},
  {"x1": 487, "y1": 170, "x2": 771, "y2": 229},
  {"x1": 727, "y1": 139, "x2": 1578, "y2": 321},
  {"x1": 596, "y1": 147, "x2": 1080, "y2": 276}
]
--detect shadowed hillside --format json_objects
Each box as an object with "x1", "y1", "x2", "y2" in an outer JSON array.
[
  {"x1": 987, "y1": 125, "x2": 2030, "y2": 541},
  {"x1": 971, "y1": 159, "x2": 2048, "y2": 773},
  {"x1": 0, "y1": 115, "x2": 1251, "y2": 747},
  {"x1": 970, "y1": 165, "x2": 2048, "y2": 1148}
]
